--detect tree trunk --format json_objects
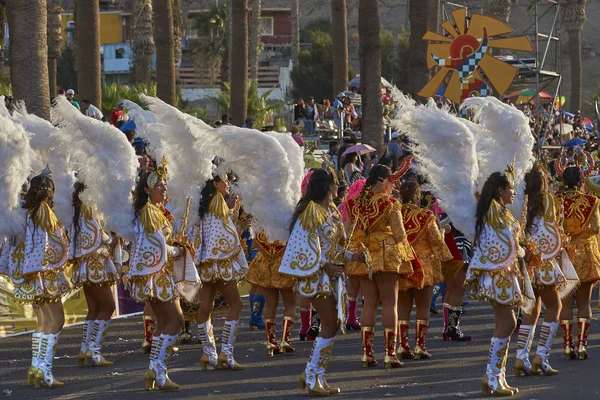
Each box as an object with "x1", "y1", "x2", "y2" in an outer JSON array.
[
  {"x1": 7, "y1": 0, "x2": 50, "y2": 120},
  {"x1": 132, "y1": 0, "x2": 154, "y2": 85},
  {"x1": 561, "y1": 0, "x2": 587, "y2": 112},
  {"x1": 0, "y1": 5, "x2": 6, "y2": 68},
  {"x1": 230, "y1": 0, "x2": 248, "y2": 125},
  {"x1": 227, "y1": 0, "x2": 233, "y2": 84},
  {"x1": 76, "y1": 0, "x2": 101, "y2": 109},
  {"x1": 331, "y1": 0, "x2": 348, "y2": 98},
  {"x1": 358, "y1": 0, "x2": 383, "y2": 152},
  {"x1": 291, "y1": 0, "x2": 300, "y2": 65},
  {"x1": 153, "y1": 0, "x2": 176, "y2": 106},
  {"x1": 483, "y1": 0, "x2": 514, "y2": 55},
  {"x1": 47, "y1": 0, "x2": 62, "y2": 98},
  {"x1": 567, "y1": 29, "x2": 583, "y2": 111},
  {"x1": 248, "y1": 0, "x2": 261, "y2": 81},
  {"x1": 172, "y1": 0, "x2": 182, "y2": 80},
  {"x1": 408, "y1": 0, "x2": 430, "y2": 99},
  {"x1": 427, "y1": 0, "x2": 439, "y2": 32}
]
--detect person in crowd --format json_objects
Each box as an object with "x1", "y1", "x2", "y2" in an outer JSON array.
[
  {"x1": 243, "y1": 116, "x2": 256, "y2": 129},
  {"x1": 66, "y1": 89, "x2": 80, "y2": 110},
  {"x1": 81, "y1": 100, "x2": 104, "y2": 121},
  {"x1": 387, "y1": 132, "x2": 403, "y2": 171},
  {"x1": 110, "y1": 102, "x2": 127, "y2": 126},
  {"x1": 221, "y1": 113, "x2": 232, "y2": 126}
]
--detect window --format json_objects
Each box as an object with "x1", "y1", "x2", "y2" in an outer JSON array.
[{"x1": 260, "y1": 17, "x2": 274, "y2": 36}]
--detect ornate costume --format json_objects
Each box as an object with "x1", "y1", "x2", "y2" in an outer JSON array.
[
  {"x1": 69, "y1": 204, "x2": 120, "y2": 368},
  {"x1": 279, "y1": 201, "x2": 349, "y2": 394},
  {"x1": 344, "y1": 192, "x2": 414, "y2": 278},
  {"x1": 193, "y1": 192, "x2": 248, "y2": 284},
  {"x1": 556, "y1": 190, "x2": 600, "y2": 360}
]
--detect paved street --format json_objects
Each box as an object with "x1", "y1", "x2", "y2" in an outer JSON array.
[{"x1": 1, "y1": 296, "x2": 600, "y2": 400}]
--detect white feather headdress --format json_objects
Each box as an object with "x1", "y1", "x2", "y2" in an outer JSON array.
[
  {"x1": 392, "y1": 93, "x2": 479, "y2": 240},
  {"x1": 12, "y1": 103, "x2": 77, "y2": 227},
  {"x1": 51, "y1": 96, "x2": 138, "y2": 239},
  {"x1": 461, "y1": 97, "x2": 535, "y2": 219},
  {"x1": 125, "y1": 96, "x2": 214, "y2": 228},
  {"x1": 0, "y1": 103, "x2": 34, "y2": 240}
]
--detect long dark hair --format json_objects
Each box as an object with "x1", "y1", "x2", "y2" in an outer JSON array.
[
  {"x1": 133, "y1": 172, "x2": 152, "y2": 218},
  {"x1": 22, "y1": 174, "x2": 55, "y2": 214},
  {"x1": 525, "y1": 163, "x2": 547, "y2": 232},
  {"x1": 399, "y1": 178, "x2": 420, "y2": 204},
  {"x1": 563, "y1": 166, "x2": 583, "y2": 189},
  {"x1": 72, "y1": 181, "x2": 86, "y2": 248},
  {"x1": 359, "y1": 164, "x2": 391, "y2": 198},
  {"x1": 289, "y1": 168, "x2": 333, "y2": 232},
  {"x1": 474, "y1": 172, "x2": 510, "y2": 247},
  {"x1": 199, "y1": 176, "x2": 224, "y2": 219}
]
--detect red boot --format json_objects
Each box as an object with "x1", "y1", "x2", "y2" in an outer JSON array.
[
  {"x1": 142, "y1": 316, "x2": 154, "y2": 353},
  {"x1": 413, "y1": 319, "x2": 432, "y2": 359},
  {"x1": 281, "y1": 316, "x2": 295, "y2": 353},
  {"x1": 397, "y1": 320, "x2": 412, "y2": 359},
  {"x1": 577, "y1": 318, "x2": 590, "y2": 360},
  {"x1": 560, "y1": 320, "x2": 576, "y2": 360},
  {"x1": 299, "y1": 308, "x2": 311, "y2": 341},
  {"x1": 383, "y1": 328, "x2": 403, "y2": 369},
  {"x1": 345, "y1": 297, "x2": 361, "y2": 331},
  {"x1": 265, "y1": 319, "x2": 281, "y2": 356},
  {"x1": 361, "y1": 326, "x2": 376, "y2": 368}
]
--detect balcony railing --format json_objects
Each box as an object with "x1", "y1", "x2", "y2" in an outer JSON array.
[{"x1": 179, "y1": 66, "x2": 281, "y2": 89}]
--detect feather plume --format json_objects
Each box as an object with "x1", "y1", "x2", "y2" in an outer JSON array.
[
  {"x1": 0, "y1": 103, "x2": 34, "y2": 240},
  {"x1": 134, "y1": 95, "x2": 214, "y2": 228},
  {"x1": 392, "y1": 93, "x2": 479, "y2": 240},
  {"x1": 461, "y1": 97, "x2": 535, "y2": 218},
  {"x1": 51, "y1": 96, "x2": 138, "y2": 239},
  {"x1": 12, "y1": 104, "x2": 76, "y2": 227}
]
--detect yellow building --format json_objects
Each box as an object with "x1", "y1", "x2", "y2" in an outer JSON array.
[{"x1": 60, "y1": 11, "x2": 126, "y2": 45}]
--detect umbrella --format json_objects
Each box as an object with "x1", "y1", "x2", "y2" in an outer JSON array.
[
  {"x1": 563, "y1": 137, "x2": 587, "y2": 147},
  {"x1": 347, "y1": 75, "x2": 392, "y2": 89},
  {"x1": 506, "y1": 89, "x2": 552, "y2": 104},
  {"x1": 341, "y1": 143, "x2": 377, "y2": 157},
  {"x1": 554, "y1": 124, "x2": 574, "y2": 134},
  {"x1": 581, "y1": 117, "x2": 593, "y2": 126}
]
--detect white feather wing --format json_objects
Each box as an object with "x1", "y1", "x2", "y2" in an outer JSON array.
[
  {"x1": 12, "y1": 107, "x2": 76, "y2": 228},
  {"x1": 392, "y1": 95, "x2": 479, "y2": 240},
  {"x1": 51, "y1": 96, "x2": 138, "y2": 239},
  {"x1": 0, "y1": 111, "x2": 33, "y2": 240}
]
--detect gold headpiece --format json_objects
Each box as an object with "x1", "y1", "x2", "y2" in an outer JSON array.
[
  {"x1": 321, "y1": 154, "x2": 340, "y2": 185},
  {"x1": 503, "y1": 156, "x2": 515, "y2": 186},
  {"x1": 148, "y1": 156, "x2": 168, "y2": 190}
]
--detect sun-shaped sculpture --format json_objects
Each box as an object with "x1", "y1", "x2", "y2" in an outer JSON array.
[{"x1": 419, "y1": 8, "x2": 534, "y2": 105}]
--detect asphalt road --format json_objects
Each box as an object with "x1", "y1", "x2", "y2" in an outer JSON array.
[{"x1": 1, "y1": 296, "x2": 600, "y2": 400}]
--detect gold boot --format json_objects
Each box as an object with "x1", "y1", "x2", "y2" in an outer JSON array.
[
  {"x1": 513, "y1": 358, "x2": 537, "y2": 377},
  {"x1": 144, "y1": 369, "x2": 155, "y2": 391},
  {"x1": 531, "y1": 354, "x2": 558, "y2": 375},
  {"x1": 360, "y1": 326, "x2": 377, "y2": 368},
  {"x1": 218, "y1": 351, "x2": 244, "y2": 370},
  {"x1": 322, "y1": 377, "x2": 341, "y2": 394},
  {"x1": 383, "y1": 328, "x2": 403, "y2": 369},
  {"x1": 299, "y1": 370, "x2": 329, "y2": 396},
  {"x1": 481, "y1": 373, "x2": 513, "y2": 396},
  {"x1": 27, "y1": 366, "x2": 37, "y2": 386},
  {"x1": 219, "y1": 320, "x2": 244, "y2": 370}
]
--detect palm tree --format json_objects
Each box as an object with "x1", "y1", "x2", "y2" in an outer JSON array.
[
  {"x1": 132, "y1": 0, "x2": 155, "y2": 84},
  {"x1": 248, "y1": 0, "x2": 262, "y2": 81},
  {"x1": 0, "y1": 2, "x2": 7, "y2": 70},
  {"x1": 358, "y1": 0, "x2": 383, "y2": 152},
  {"x1": 191, "y1": 5, "x2": 229, "y2": 89},
  {"x1": 76, "y1": 0, "x2": 101, "y2": 109},
  {"x1": 154, "y1": 0, "x2": 176, "y2": 106},
  {"x1": 408, "y1": 0, "x2": 430, "y2": 99},
  {"x1": 47, "y1": 0, "x2": 62, "y2": 98},
  {"x1": 291, "y1": 0, "x2": 300, "y2": 65},
  {"x1": 7, "y1": 0, "x2": 50, "y2": 119},
  {"x1": 484, "y1": 0, "x2": 515, "y2": 56},
  {"x1": 230, "y1": 0, "x2": 248, "y2": 125},
  {"x1": 561, "y1": 0, "x2": 586, "y2": 111},
  {"x1": 227, "y1": 0, "x2": 233, "y2": 83},
  {"x1": 172, "y1": 0, "x2": 183, "y2": 79},
  {"x1": 331, "y1": 0, "x2": 348, "y2": 98}
]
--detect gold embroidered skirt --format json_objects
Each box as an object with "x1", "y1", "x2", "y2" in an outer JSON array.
[
  {"x1": 130, "y1": 258, "x2": 178, "y2": 303},
  {"x1": 71, "y1": 249, "x2": 118, "y2": 287},
  {"x1": 13, "y1": 269, "x2": 72, "y2": 304},
  {"x1": 246, "y1": 251, "x2": 295, "y2": 290},
  {"x1": 442, "y1": 259, "x2": 465, "y2": 279},
  {"x1": 532, "y1": 258, "x2": 567, "y2": 291},
  {"x1": 465, "y1": 266, "x2": 526, "y2": 307},
  {"x1": 346, "y1": 240, "x2": 413, "y2": 277},
  {"x1": 571, "y1": 241, "x2": 600, "y2": 284},
  {"x1": 295, "y1": 269, "x2": 335, "y2": 299},
  {"x1": 197, "y1": 249, "x2": 248, "y2": 284}
]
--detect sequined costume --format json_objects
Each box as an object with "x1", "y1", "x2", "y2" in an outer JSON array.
[
  {"x1": 69, "y1": 205, "x2": 119, "y2": 287},
  {"x1": 0, "y1": 202, "x2": 70, "y2": 304},
  {"x1": 465, "y1": 199, "x2": 535, "y2": 310},
  {"x1": 528, "y1": 193, "x2": 578, "y2": 295},
  {"x1": 247, "y1": 231, "x2": 295, "y2": 289},
  {"x1": 279, "y1": 201, "x2": 347, "y2": 298},
  {"x1": 344, "y1": 192, "x2": 414, "y2": 278},
  {"x1": 192, "y1": 192, "x2": 248, "y2": 284},
  {"x1": 128, "y1": 203, "x2": 199, "y2": 303},
  {"x1": 557, "y1": 191, "x2": 600, "y2": 284},
  {"x1": 399, "y1": 204, "x2": 452, "y2": 290}
]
